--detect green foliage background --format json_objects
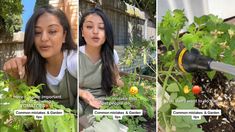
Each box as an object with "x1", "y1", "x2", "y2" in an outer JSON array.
[{"x1": 0, "y1": 0, "x2": 23, "y2": 37}]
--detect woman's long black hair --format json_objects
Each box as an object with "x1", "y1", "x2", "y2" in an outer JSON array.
[
  {"x1": 79, "y1": 7, "x2": 115, "y2": 96},
  {"x1": 24, "y1": 5, "x2": 76, "y2": 88}
]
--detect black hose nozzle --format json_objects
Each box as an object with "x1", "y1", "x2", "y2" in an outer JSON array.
[{"x1": 175, "y1": 48, "x2": 213, "y2": 72}]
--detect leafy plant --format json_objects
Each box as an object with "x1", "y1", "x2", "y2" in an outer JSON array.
[
  {"x1": 158, "y1": 9, "x2": 235, "y2": 132},
  {"x1": 0, "y1": 71, "x2": 76, "y2": 132},
  {"x1": 0, "y1": 0, "x2": 23, "y2": 36},
  {"x1": 96, "y1": 73, "x2": 156, "y2": 132},
  {"x1": 121, "y1": 39, "x2": 156, "y2": 76}
]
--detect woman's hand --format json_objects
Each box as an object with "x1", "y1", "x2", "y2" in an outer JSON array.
[
  {"x1": 3, "y1": 56, "x2": 27, "y2": 79},
  {"x1": 114, "y1": 65, "x2": 124, "y2": 87},
  {"x1": 116, "y1": 75, "x2": 124, "y2": 87},
  {"x1": 79, "y1": 89, "x2": 102, "y2": 108}
]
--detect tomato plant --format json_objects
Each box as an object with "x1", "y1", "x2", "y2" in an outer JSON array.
[
  {"x1": 0, "y1": 71, "x2": 76, "y2": 131},
  {"x1": 158, "y1": 9, "x2": 235, "y2": 131},
  {"x1": 120, "y1": 39, "x2": 156, "y2": 76},
  {"x1": 97, "y1": 72, "x2": 156, "y2": 131},
  {"x1": 113, "y1": 38, "x2": 156, "y2": 131}
]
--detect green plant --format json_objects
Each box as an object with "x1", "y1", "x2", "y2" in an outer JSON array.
[
  {"x1": 96, "y1": 73, "x2": 156, "y2": 132},
  {"x1": 158, "y1": 9, "x2": 235, "y2": 132},
  {"x1": 0, "y1": 71, "x2": 76, "y2": 132},
  {"x1": 121, "y1": 39, "x2": 156, "y2": 76},
  {"x1": 0, "y1": 0, "x2": 23, "y2": 36},
  {"x1": 159, "y1": 9, "x2": 235, "y2": 80}
]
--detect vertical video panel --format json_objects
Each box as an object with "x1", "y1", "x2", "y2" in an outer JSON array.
[
  {"x1": 158, "y1": 0, "x2": 235, "y2": 132},
  {"x1": 0, "y1": 1, "x2": 78, "y2": 131},
  {"x1": 79, "y1": 0, "x2": 156, "y2": 131}
]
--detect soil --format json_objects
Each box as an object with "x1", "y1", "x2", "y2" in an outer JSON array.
[
  {"x1": 142, "y1": 110, "x2": 156, "y2": 132},
  {"x1": 143, "y1": 117, "x2": 156, "y2": 132},
  {"x1": 193, "y1": 72, "x2": 235, "y2": 132}
]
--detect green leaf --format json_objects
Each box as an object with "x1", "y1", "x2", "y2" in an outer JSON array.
[
  {"x1": 175, "y1": 96, "x2": 186, "y2": 103},
  {"x1": 194, "y1": 15, "x2": 208, "y2": 26},
  {"x1": 135, "y1": 94, "x2": 148, "y2": 102},
  {"x1": 169, "y1": 92, "x2": 178, "y2": 102},
  {"x1": 207, "y1": 71, "x2": 216, "y2": 80},
  {"x1": 145, "y1": 103, "x2": 154, "y2": 118},
  {"x1": 41, "y1": 113, "x2": 76, "y2": 132},
  {"x1": 0, "y1": 98, "x2": 21, "y2": 112},
  {"x1": 95, "y1": 115, "x2": 102, "y2": 122},
  {"x1": 188, "y1": 23, "x2": 196, "y2": 34},
  {"x1": 173, "y1": 96, "x2": 195, "y2": 109},
  {"x1": 158, "y1": 9, "x2": 187, "y2": 51},
  {"x1": 158, "y1": 103, "x2": 171, "y2": 112},
  {"x1": 182, "y1": 116, "x2": 207, "y2": 125},
  {"x1": 176, "y1": 127, "x2": 191, "y2": 132},
  {"x1": 171, "y1": 117, "x2": 190, "y2": 128},
  {"x1": 208, "y1": 42, "x2": 220, "y2": 59},
  {"x1": 223, "y1": 49, "x2": 235, "y2": 65},
  {"x1": 224, "y1": 74, "x2": 235, "y2": 80},
  {"x1": 0, "y1": 124, "x2": 23, "y2": 132},
  {"x1": 137, "y1": 116, "x2": 147, "y2": 122},
  {"x1": 166, "y1": 83, "x2": 179, "y2": 93},
  {"x1": 181, "y1": 34, "x2": 199, "y2": 50}
]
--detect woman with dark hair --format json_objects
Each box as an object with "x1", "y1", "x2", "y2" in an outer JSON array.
[
  {"x1": 3, "y1": 5, "x2": 77, "y2": 109},
  {"x1": 79, "y1": 7, "x2": 124, "y2": 131}
]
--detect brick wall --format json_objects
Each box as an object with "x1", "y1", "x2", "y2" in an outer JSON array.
[
  {"x1": 49, "y1": 0, "x2": 78, "y2": 43},
  {"x1": 0, "y1": 32, "x2": 24, "y2": 69}
]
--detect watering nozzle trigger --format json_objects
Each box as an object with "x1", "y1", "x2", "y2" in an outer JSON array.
[{"x1": 175, "y1": 48, "x2": 213, "y2": 73}]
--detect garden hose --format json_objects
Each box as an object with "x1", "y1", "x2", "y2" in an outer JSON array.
[{"x1": 176, "y1": 48, "x2": 235, "y2": 76}]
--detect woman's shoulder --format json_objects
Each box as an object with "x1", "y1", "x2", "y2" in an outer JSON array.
[
  {"x1": 113, "y1": 49, "x2": 119, "y2": 64},
  {"x1": 79, "y1": 45, "x2": 85, "y2": 54},
  {"x1": 66, "y1": 49, "x2": 77, "y2": 58},
  {"x1": 64, "y1": 49, "x2": 77, "y2": 78}
]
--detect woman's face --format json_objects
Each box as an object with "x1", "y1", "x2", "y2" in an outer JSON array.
[
  {"x1": 82, "y1": 13, "x2": 106, "y2": 48},
  {"x1": 34, "y1": 12, "x2": 66, "y2": 59}
]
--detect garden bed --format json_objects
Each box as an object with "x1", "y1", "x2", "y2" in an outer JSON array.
[
  {"x1": 193, "y1": 72, "x2": 235, "y2": 132},
  {"x1": 119, "y1": 72, "x2": 156, "y2": 132}
]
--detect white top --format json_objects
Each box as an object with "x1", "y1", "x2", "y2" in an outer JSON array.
[
  {"x1": 46, "y1": 50, "x2": 77, "y2": 86},
  {"x1": 79, "y1": 45, "x2": 119, "y2": 64}
]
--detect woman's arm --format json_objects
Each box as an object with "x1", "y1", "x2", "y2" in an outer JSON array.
[
  {"x1": 114, "y1": 65, "x2": 124, "y2": 87},
  {"x1": 113, "y1": 49, "x2": 124, "y2": 87},
  {"x1": 3, "y1": 56, "x2": 27, "y2": 79}
]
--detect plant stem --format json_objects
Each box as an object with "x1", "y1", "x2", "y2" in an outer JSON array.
[
  {"x1": 169, "y1": 74, "x2": 181, "y2": 88},
  {"x1": 158, "y1": 71, "x2": 182, "y2": 75},
  {"x1": 162, "y1": 112, "x2": 171, "y2": 132},
  {"x1": 173, "y1": 31, "x2": 180, "y2": 51},
  {"x1": 146, "y1": 63, "x2": 156, "y2": 74},
  {"x1": 161, "y1": 63, "x2": 174, "y2": 103}
]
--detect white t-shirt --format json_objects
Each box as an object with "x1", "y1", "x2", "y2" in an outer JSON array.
[
  {"x1": 79, "y1": 45, "x2": 119, "y2": 64},
  {"x1": 46, "y1": 47, "x2": 119, "y2": 86},
  {"x1": 46, "y1": 50, "x2": 77, "y2": 86}
]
